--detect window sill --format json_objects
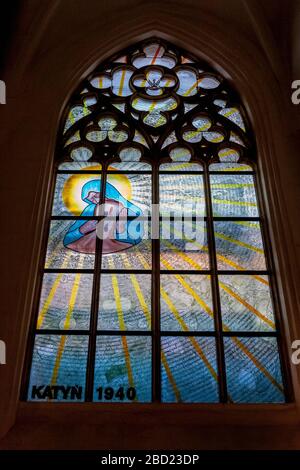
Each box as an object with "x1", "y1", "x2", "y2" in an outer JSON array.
[
  {"x1": 17, "y1": 401, "x2": 300, "y2": 426},
  {"x1": 1, "y1": 402, "x2": 300, "y2": 449}
]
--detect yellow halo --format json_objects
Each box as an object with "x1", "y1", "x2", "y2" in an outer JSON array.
[{"x1": 62, "y1": 165, "x2": 132, "y2": 215}]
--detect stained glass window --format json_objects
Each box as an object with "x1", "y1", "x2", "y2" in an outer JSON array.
[{"x1": 24, "y1": 39, "x2": 287, "y2": 404}]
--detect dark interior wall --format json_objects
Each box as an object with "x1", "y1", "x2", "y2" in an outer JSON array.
[
  {"x1": 0, "y1": 1, "x2": 22, "y2": 74},
  {"x1": 0, "y1": 0, "x2": 300, "y2": 449}
]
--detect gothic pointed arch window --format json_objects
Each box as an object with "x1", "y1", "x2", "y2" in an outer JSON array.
[{"x1": 24, "y1": 39, "x2": 288, "y2": 404}]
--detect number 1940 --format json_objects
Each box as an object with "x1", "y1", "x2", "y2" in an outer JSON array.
[{"x1": 96, "y1": 386, "x2": 136, "y2": 401}]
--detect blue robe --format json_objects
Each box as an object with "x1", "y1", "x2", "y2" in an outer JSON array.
[{"x1": 63, "y1": 179, "x2": 143, "y2": 248}]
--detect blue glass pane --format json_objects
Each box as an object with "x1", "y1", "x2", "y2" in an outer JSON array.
[
  {"x1": 45, "y1": 220, "x2": 95, "y2": 269},
  {"x1": 224, "y1": 337, "x2": 284, "y2": 403},
  {"x1": 209, "y1": 163, "x2": 253, "y2": 172},
  {"x1": 108, "y1": 162, "x2": 151, "y2": 171},
  {"x1": 101, "y1": 219, "x2": 151, "y2": 270},
  {"x1": 160, "y1": 220, "x2": 209, "y2": 270},
  {"x1": 214, "y1": 221, "x2": 266, "y2": 270},
  {"x1": 98, "y1": 274, "x2": 151, "y2": 331},
  {"x1": 28, "y1": 335, "x2": 88, "y2": 401},
  {"x1": 94, "y1": 336, "x2": 151, "y2": 402},
  {"x1": 58, "y1": 162, "x2": 100, "y2": 171},
  {"x1": 219, "y1": 275, "x2": 276, "y2": 332},
  {"x1": 159, "y1": 162, "x2": 203, "y2": 171},
  {"x1": 37, "y1": 274, "x2": 93, "y2": 330},
  {"x1": 160, "y1": 275, "x2": 214, "y2": 331},
  {"x1": 52, "y1": 173, "x2": 101, "y2": 216},
  {"x1": 161, "y1": 336, "x2": 219, "y2": 402},
  {"x1": 210, "y1": 174, "x2": 258, "y2": 217},
  {"x1": 106, "y1": 173, "x2": 151, "y2": 211},
  {"x1": 159, "y1": 174, "x2": 205, "y2": 217}
]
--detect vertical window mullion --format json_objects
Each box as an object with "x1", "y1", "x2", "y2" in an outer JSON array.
[
  {"x1": 204, "y1": 164, "x2": 228, "y2": 403},
  {"x1": 85, "y1": 167, "x2": 107, "y2": 401},
  {"x1": 152, "y1": 161, "x2": 161, "y2": 402}
]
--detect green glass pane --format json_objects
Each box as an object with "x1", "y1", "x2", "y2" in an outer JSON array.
[
  {"x1": 214, "y1": 221, "x2": 266, "y2": 270},
  {"x1": 210, "y1": 174, "x2": 258, "y2": 217},
  {"x1": 94, "y1": 336, "x2": 152, "y2": 402},
  {"x1": 28, "y1": 335, "x2": 88, "y2": 401},
  {"x1": 45, "y1": 220, "x2": 95, "y2": 269},
  {"x1": 37, "y1": 273, "x2": 93, "y2": 330},
  {"x1": 161, "y1": 336, "x2": 219, "y2": 402},
  {"x1": 219, "y1": 275, "x2": 276, "y2": 332},
  {"x1": 160, "y1": 275, "x2": 214, "y2": 331},
  {"x1": 98, "y1": 274, "x2": 151, "y2": 330},
  {"x1": 224, "y1": 337, "x2": 284, "y2": 403}
]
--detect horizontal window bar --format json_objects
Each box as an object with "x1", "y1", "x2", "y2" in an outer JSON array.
[
  {"x1": 51, "y1": 216, "x2": 103, "y2": 221},
  {"x1": 106, "y1": 171, "x2": 152, "y2": 175},
  {"x1": 222, "y1": 331, "x2": 278, "y2": 337},
  {"x1": 160, "y1": 331, "x2": 216, "y2": 337},
  {"x1": 50, "y1": 215, "x2": 151, "y2": 221},
  {"x1": 56, "y1": 170, "x2": 153, "y2": 175},
  {"x1": 34, "y1": 330, "x2": 279, "y2": 337},
  {"x1": 34, "y1": 330, "x2": 217, "y2": 337},
  {"x1": 209, "y1": 171, "x2": 254, "y2": 175},
  {"x1": 43, "y1": 269, "x2": 268, "y2": 275},
  {"x1": 35, "y1": 329, "x2": 90, "y2": 335},
  {"x1": 96, "y1": 330, "x2": 152, "y2": 336},
  {"x1": 212, "y1": 217, "x2": 260, "y2": 221},
  {"x1": 160, "y1": 331, "x2": 277, "y2": 337},
  {"x1": 159, "y1": 270, "x2": 268, "y2": 275},
  {"x1": 50, "y1": 215, "x2": 261, "y2": 222},
  {"x1": 44, "y1": 269, "x2": 153, "y2": 274},
  {"x1": 56, "y1": 170, "x2": 254, "y2": 175},
  {"x1": 56, "y1": 170, "x2": 102, "y2": 175},
  {"x1": 160, "y1": 270, "x2": 211, "y2": 275},
  {"x1": 34, "y1": 330, "x2": 152, "y2": 336},
  {"x1": 50, "y1": 215, "x2": 208, "y2": 221},
  {"x1": 217, "y1": 270, "x2": 269, "y2": 275},
  {"x1": 100, "y1": 269, "x2": 153, "y2": 274},
  {"x1": 159, "y1": 171, "x2": 204, "y2": 175},
  {"x1": 44, "y1": 269, "x2": 95, "y2": 274}
]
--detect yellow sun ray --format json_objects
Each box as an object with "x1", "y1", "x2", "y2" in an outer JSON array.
[
  {"x1": 160, "y1": 251, "x2": 282, "y2": 394},
  {"x1": 122, "y1": 256, "x2": 181, "y2": 401},
  {"x1": 107, "y1": 258, "x2": 135, "y2": 391}
]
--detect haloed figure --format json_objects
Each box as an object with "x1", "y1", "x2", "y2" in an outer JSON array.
[{"x1": 63, "y1": 179, "x2": 142, "y2": 254}]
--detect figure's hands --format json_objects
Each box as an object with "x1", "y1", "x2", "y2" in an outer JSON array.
[
  {"x1": 86, "y1": 191, "x2": 100, "y2": 204},
  {"x1": 102, "y1": 199, "x2": 127, "y2": 238},
  {"x1": 79, "y1": 220, "x2": 98, "y2": 235},
  {"x1": 79, "y1": 200, "x2": 127, "y2": 238}
]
